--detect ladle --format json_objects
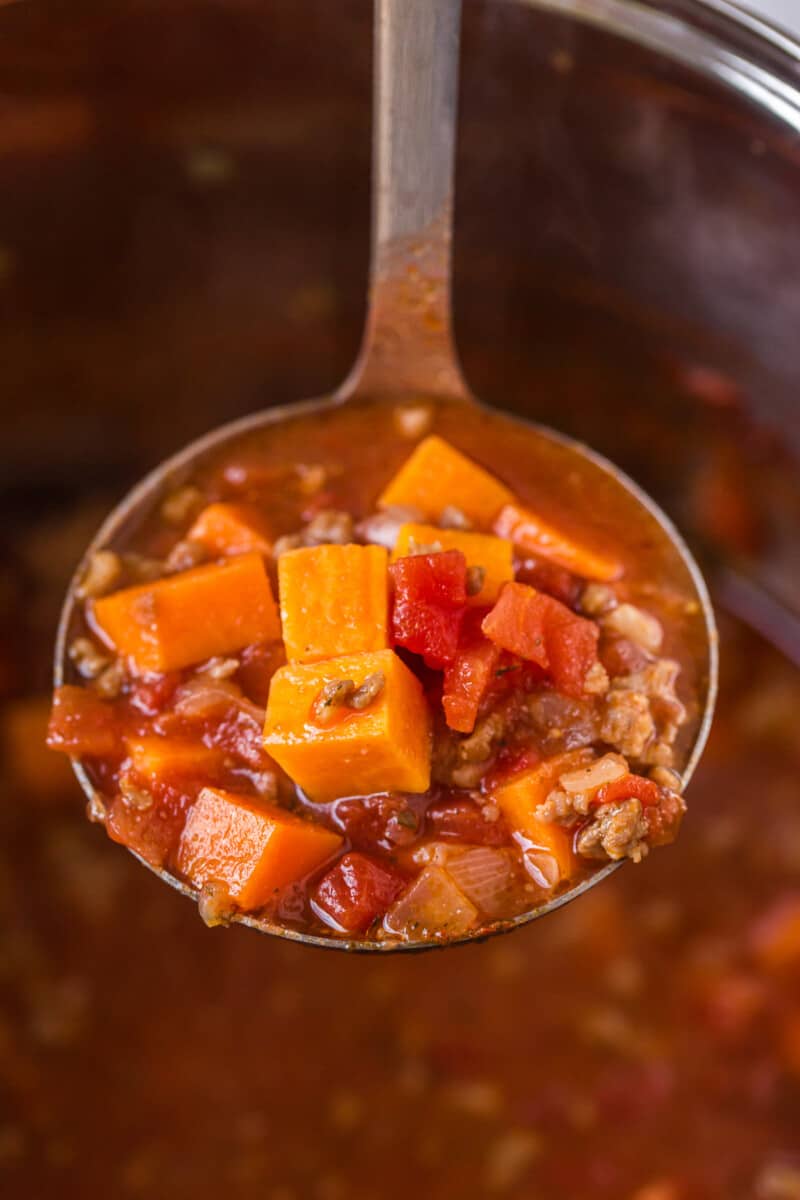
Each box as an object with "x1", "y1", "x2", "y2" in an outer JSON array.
[{"x1": 55, "y1": 0, "x2": 718, "y2": 951}]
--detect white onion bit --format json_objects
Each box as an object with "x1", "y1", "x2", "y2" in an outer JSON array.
[
  {"x1": 558, "y1": 752, "x2": 628, "y2": 794},
  {"x1": 602, "y1": 603, "x2": 663, "y2": 653},
  {"x1": 445, "y1": 848, "x2": 514, "y2": 917}
]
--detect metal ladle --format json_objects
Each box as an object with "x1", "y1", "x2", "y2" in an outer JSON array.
[{"x1": 55, "y1": 0, "x2": 718, "y2": 951}]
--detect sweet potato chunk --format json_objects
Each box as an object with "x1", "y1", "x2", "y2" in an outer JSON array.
[
  {"x1": 92, "y1": 552, "x2": 280, "y2": 673},
  {"x1": 177, "y1": 787, "x2": 342, "y2": 909},
  {"x1": 492, "y1": 751, "x2": 591, "y2": 887},
  {"x1": 263, "y1": 649, "x2": 431, "y2": 802},
  {"x1": 278, "y1": 544, "x2": 388, "y2": 664},
  {"x1": 187, "y1": 502, "x2": 272, "y2": 557},
  {"x1": 392, "y1": 523, "x2": 513, "y2": 606},
  {"x1": 494, "y1": 502, "x2": 622, "y2": 582},
  {"x1": 378, "y1": 436, "x2": 512, "y2": 528},
  {"x1": 125, "y1": 736, "x2": 225, "y2": 782}
]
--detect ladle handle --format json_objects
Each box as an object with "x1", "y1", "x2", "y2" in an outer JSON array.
[{"x1": 342, "y1": 0, "x2": 468, "y2": 402}]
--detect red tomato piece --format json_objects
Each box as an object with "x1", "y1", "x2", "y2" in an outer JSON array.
[
  {"x1": 442, "y1": 610, "x2": 501, "y2": 733},
  {"x1": 600, "y1": 635, "x2": 650, "y2": 677},
  {"x1": 482, "y1": 747, "x2": 543, "y2": 793},
  {"x1": 333, "y1": 795, "x2": 421, "y2": 853},
  {"x1": 47, "y1": 685, "x2": 122, "y2": 759},
  {"x1": 426, "y1": 797, "x2": 509, "y2": 846},
  {"x1": 594, "y1": 773, "x2": 661, "y2": 809},
  {"x1": 481, "y1": 583, "x2": 549, "y2": 667},
  {"x1": 542, "y1": 596, "x2": 600, "y2": 698},
  {"x1": 130, "y1": 672, "x2": 181, "y2": 716},
  {"x1": 237, "y1": 640, "x2": 287, "y2": 706},
  {"x1": 106, "y1": 778, "x2": 198, "y2": 868},
  {"x1": 390, "y1": 550, "x2": 468, "y2": 668},
  {"x1": 313, "y1": 851, "x2": 406, "y2": 933},
  {"x1": 482, "y1": 583, "x2": 598, "y2": 697},
  {"x1": 515, "y1": 557, "x2": 582, "y2": 607}
]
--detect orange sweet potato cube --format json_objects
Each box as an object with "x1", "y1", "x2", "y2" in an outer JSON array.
[
  {"x1": 392, "y1": 523, "x2": 513, "y2": 606},
  {"x1": 278, "y1": 544, "x2": 389, "y2": 664},
  {"x1": 92, "y1": 552, "x2": 280, "y2": 673},
  {"x1": 126, "y1": 736, "x2": 225, "y2": 781},
  {"x1": 378, "y1": 436, "x2": 512, "y2": 528},
  {"x1": 492, "y1": 751, "x2": 592, "y2": 887},
  {"x1": 263, "y1": 648, "x2": 431, "y2": 802},
  {"x1": 494, "y1": 502, "x2": 623, "y2": 582},
  {"x1": 186, "y1": 502, "x2": 273, "y2": 558},
  {"x1": 177, "y1": 787, "x2": 342, "y2": 909}
]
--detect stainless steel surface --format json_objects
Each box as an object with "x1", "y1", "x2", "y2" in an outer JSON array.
[
  {"x1": 52, "y1": 0, "x2": 720, "y2": 950},
  {"x1": 344, "y1": 0, "x2": 465, "y2": 400},
  {"x1": 372, "y1": 0, "x2": 461, "y2": 247}
]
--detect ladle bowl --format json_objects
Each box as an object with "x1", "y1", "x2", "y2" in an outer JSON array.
[{"x1": 54, "y1": 0, "x2": 718, "y2": 950}]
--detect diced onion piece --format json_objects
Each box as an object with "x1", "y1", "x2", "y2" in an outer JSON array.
[
  {"x1": 356, "y1": 505, "x2": 424, "y2": 550},
  {"x1": 522, "y1": 848, "x2": 561, "y2": 890},
  {"x1": 445, "y1": 848, "x2": 514, "y2": 917},
  {"x1": 173, "y1": 676, "x2": 265, "y2": 726},
  {"x1": 383, "y1": 865, "x2": 478, "y2": 939},
  {"x1": 559, "y1": 752, "x2": 628, "y2": 795},
  {"x1": 602, "y1": 603, "x2": 663, "y2": 653}
]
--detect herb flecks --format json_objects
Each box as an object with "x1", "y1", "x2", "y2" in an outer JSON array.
[
  {"x1": 466, "y1": 565, "x2": 486, "y2": 597},
  {"x1": 311, "y1": 672, "x2": 386, "y2": 725}
]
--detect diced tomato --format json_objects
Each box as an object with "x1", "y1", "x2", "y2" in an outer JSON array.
[
  {"x1": 600, "y1": 635, "x2": 650, "y2": 677},
  {"x1": 313, "y1": 851, "x2": 406, "y2": 933},
  {"x1": 390, "y1": 550, "x2": 468, "y2": 668},
  {"x1": 482, "y1": 746, "x2": 543, "y2": 793},
  {"x1": 394, "y1": 549, "x2": 469, "y2": 608},
  {"x1": 644, "y1": 789, "x2": 685, "y2": 846},
  {"x1": 593, "y1": 773, "x2": 661, "y2": 809},
  {"x1": 480, "y1": 655, "x2": 547, "y2": 709},
  {"x1": 481, "y1": 583, "x2": 548, "y2": 667},
  {"x1": 333, "y1": 795, "x2": 421, "y2": 853},
  {"x1": 542, "y1": 597, "x2": 599, "y2": 698},
  {"x1": 205, "y1": 706, "x2": 273, "y2": 771},
  {"x1": 130, "y1": 672, "x2": 181, "y2": 716},
  {"x1": 237, "y1": 641, "x2": 287, "y2": 707},
  {"x1": 426, "y1": 797, "x2": 509, "y2": 846},
  {"x1": 482, "y1": 583, "x2": 598, "y2": 697},
  {"x1": 47, "y1": 685, "x2": 123, "y2": 759},
  {"x1": 515, "y1": 557, "x2": 582, "y2": 607},
  {"x1": 106, "y1": 778, "x2": 197, "y2": 868},
  {"x1": 442, "y1": 610, "x2": 501, "y2": 733}
]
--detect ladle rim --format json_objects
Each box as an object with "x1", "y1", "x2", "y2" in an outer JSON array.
[{"x1": 54, "y1": 391, "x2": 718, "y2": 953}]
